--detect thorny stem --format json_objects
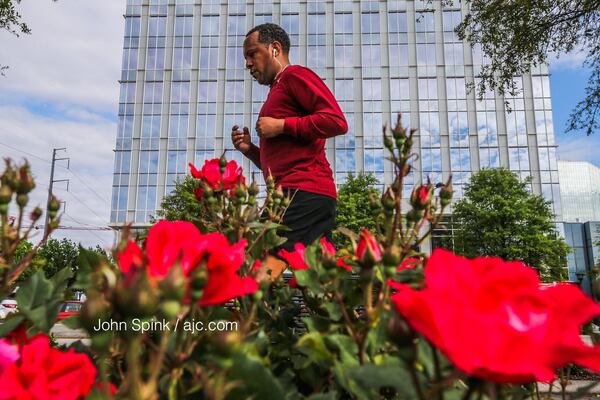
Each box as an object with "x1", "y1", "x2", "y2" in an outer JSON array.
[
  {"x1": 430, "y1": 342, "x2": 444, "y2": 400},
  {"x1": 240, "y1": 301, "x2": 257, "y2": 334},
  {"x1": 333, "y1": 285, "x2": 362, "y2": 362},
  {"x1": 408, "y1": 359, "x2": 426, "y2": 400},
  {"x1": 149, "y1": 330, "x2": 172, "y2": 389}
]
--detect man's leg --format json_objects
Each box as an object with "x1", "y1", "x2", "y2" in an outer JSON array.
[{"x1": 264, "y1": 189, "x2": 335, "y2": 280}]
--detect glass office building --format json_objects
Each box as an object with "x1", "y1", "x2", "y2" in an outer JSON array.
[{"x1": 111, "y1": 0, "x2": 562, "y2": 229}]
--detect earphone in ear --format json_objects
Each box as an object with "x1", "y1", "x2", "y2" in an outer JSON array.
[{"x1": 273, "y1": 49, "x2": 277, "y2": 57}]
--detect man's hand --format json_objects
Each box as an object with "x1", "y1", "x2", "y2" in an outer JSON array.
[
  {"x1": 255, "y1": 117, "x2": 285, "y2": 139},
  {"x1": 231, "y1": 125, "x2": 251, "y2": 154}
]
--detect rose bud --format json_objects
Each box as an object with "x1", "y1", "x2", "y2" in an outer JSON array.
[
  {"x1": 30, "y1": 207, "x2": 43, "y2": 221},
  {"x1": 409, "y1": 184, "x2": 432, "y2": 210},
  {"x1": 387, "y1": 313, "x2": 415, "y2": 348},
  {"x1": 218, "y1": 154, "x2": 228, "y2": 173},
  {"x1": 16, "y1": 164, "x2": 35, "y2": 194},
  {"x1": 248, "y1": 181, "x2": 259, "y2": 197},
  {"x1": 383, "y1": 189, "x2": 395, "y2": 212},
  {"x1": 0, "y1": 185, "x2": 12, "y2": 205},
  {"x1": 356, "y1": 229, "x2": 382, "y2": 268},
  {"x1": 382, "y1": 245, "x2": 402, "y2": 267},
  {"x1": 16, "y1": 194, "x2": 28, "y2": 208},
  {"x1": 159, "y1": 263, "x2": 186, "y2": 301},
  {"x1": 384, "y1": 133, "x2": 394, "y2": 152},
  {"x1": 440, "y1": 176, "x2": 454, "y2": 207}
]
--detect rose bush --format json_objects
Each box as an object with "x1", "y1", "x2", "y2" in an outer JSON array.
[{"x1": 0, "y1": 116, "x2": 598, "y2": 400}]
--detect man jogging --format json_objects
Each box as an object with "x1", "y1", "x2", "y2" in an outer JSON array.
[{"x1": 231, "y1": 23, "x2": 347, "y2": 267}]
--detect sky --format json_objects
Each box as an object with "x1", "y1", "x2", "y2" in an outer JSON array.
[{"x1": 0, "y1": 1, "x2": 598, "y2": 250}]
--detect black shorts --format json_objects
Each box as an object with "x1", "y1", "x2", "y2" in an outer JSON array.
[{"x1": 274, "y1": 189, "x2": 336, "y2": 254}]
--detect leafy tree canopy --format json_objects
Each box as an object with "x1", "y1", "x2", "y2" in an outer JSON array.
[
  {"x1": 334, "y1": 172, "x2": 381, "y2": 247},
  {"x1": 153, "y1": 175, "x2": 205, "y2": 226},
  {"x1": 451, "y1": 168, "x2": 569, "y2": 282},
  {"x1": 452, "y1": 0, "x2": 600, "y2": 135},
  {"x1": 15, "y1": 238, "x2": 107, "y2": 284}
]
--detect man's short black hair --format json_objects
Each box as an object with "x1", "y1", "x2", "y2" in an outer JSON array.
[{"x1": 246, "y1": 23, "x2": 291, "y2": 55}]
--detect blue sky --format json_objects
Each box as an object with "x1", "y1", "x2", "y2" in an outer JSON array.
[
  {"x1": 550, "y1": 66, "x2": 600, "y2": 166},
  {"x1": 0, "y1": 2, "x2": 597, "y2": 248}
]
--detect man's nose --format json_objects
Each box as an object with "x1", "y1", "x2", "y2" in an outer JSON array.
[{"x1": 245, "y1": 59, "x2": 252, "y2": 69}]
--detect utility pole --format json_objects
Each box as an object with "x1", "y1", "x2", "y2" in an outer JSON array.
[{"x1": 44, "y1": 148, "x2": 70, "y2": 237}]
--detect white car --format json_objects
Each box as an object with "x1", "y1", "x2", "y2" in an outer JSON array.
[{"x1": 0, "y1": 299, "x2": 18, "y2": 319}]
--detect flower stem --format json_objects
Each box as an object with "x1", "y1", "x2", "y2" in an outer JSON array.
[
  {"x1": 429, "y1": 342, "x2": 444, "y2": 400},
  {"x1": 408, "y1": 361, "x2": 426, "y2": 400}
]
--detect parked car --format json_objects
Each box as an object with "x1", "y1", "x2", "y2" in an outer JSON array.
[
  {"x1": 0, "y1": 299, "x2": 18, "y2": 319},
  {"x1": 57, "y1": 300, "x2": 83, "y2": 321}
]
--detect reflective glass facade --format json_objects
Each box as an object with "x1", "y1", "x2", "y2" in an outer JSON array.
[
  {"x1": 564, "y1": 222, "x2": 600, "y2": 300},
  {"x1": 111, "y1": 0, "x2": 562, "y2": 227},
  {"x1": 558, "y1": 161, "x2": 600, "y2": 223}
]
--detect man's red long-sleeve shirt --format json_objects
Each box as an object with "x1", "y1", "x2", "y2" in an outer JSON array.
[{"x1": 246, "y1": 65, "x2": 348, "y2": 199}]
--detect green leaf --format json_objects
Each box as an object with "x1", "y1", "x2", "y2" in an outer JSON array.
[
  {"x1": 73, "y1": 246, "x2": 102, "y2": 290},
  {"x1": 346, "y1": 363, "x2": 419, "y2": 399},
  {"x1": 226, "y1": 353, "x2": 287, "y2": 400},
  {"x1": 294, "y1": 269, "x2": 321, "y2": 293},
  {"x1": 16, "y1": 267, "x2": 72, "y2": 332},
  {"x1": 296, "y1": 332, "x2": 334, "y2": 368},
  {"x1": 323, "y1": 334, "x2": 359, "y2": 367},
  {"x1": 306, "y1": 393, "x2": 337, "y2": 400}
]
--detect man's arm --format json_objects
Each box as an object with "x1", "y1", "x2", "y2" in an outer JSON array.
[
  {"x1": 243, "y1": 143, "x2": 261, "y2": 169},
  {"x1": 232, "y1": 125, "x2": 261, "y2": 169},
  {"x1": 283, "y1": 69, "x2": 348, "y2": 140}
]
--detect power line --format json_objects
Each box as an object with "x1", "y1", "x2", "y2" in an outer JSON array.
[
  {"x1": 59, "y1": 189, "x2": 110, "y2": 226},
  {"x1": 60, "y1": 165, "x2": 111, "y2": 208},
  {"x1": 0, "y1": 142, "x2": 111, "y2": 208},
  {"x1": 62, "y1": 213, "x2": 112, "y2": 246},
  {"x1": 0, "y1": 142, "x2": 52, "y2": 164}
]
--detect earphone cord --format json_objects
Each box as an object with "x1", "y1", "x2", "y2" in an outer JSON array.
[{"x1": 273, "y1": 56, "x2": 290, "y2": 82}]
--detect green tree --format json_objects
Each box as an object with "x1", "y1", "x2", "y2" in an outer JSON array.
[
  {"x1": 36, "y1": 238, "x2": 79, "y2": 279},
  {"x1": 334, "y1": 172, "x2": 381, "y2": 247},
  {"x1": 451, "y1": 168, "x2": 569, "y2": 282},
  {"x1": 453, "y1": 0, "x2": 599, "y2": 135},
  {"x1": 153, "y1": 175, "x2": 205, "y2": 226}
]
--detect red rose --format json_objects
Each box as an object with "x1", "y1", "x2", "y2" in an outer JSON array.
[
  {"x1": 199, "y1": 233, "x2": 258, "y2": 306},
  {"x1": 189, "y1": 159, "x2": 245, "y2": 192},
  {"x1": 336, "y1": 256, "x2": 353, "y2": 272},
  {"x1": 0, "y1": 335, "x2": 96, "y2": 400},
  {"x1": 319, "y1": 237, "x2": 336, "y2": 257},
  {"x1": 410, "y1": 184, "x2": 431, "y2": 209},
  {"x1": 118, "y1": 240, "x2": 143, "y2": 275},
  {"x1": 145, "y1": 220, "x2": 206, "y2": 278},
  {"x1": 388, "y1": 257, "x2": 422, "y2": 290},
  {"x1": 396, "y1": 257, "x2": 421, "y2": 272},
  {"x1": 117, "y1": 221, "x2": 258, "y2": 307},
  {"x1": 95, "y1": 382, "x2": 117, "y2": 396},
  {"x1": 222, "y1": 160, "x2": 246, "y2": 189},
  {"x1": 356, "y1": 229, "x2": 381, "y2": 267},
  {"x1": 0, "y1": 339, "x2": 18, "y2": 376},
  {"x1": 279, "y1": 243, "x2": 308, "y2": 271},
  {"x1": 391, "y1": 249, "x2": 600, "y2": 383}
]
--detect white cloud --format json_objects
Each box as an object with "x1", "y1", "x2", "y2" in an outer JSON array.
[
  {"x1": 548, "y1": 47, "x2": 588, "y2": 71},
  {"x1": 0, "y1": 1, "x2": 125, "y2": 248},
  {"x1": 0, "y1": 105, "x2": 117, "y2": 249},
  {"x1": 556, "y1": 134, "x2": 600, "y2": 168},
  {"x1": 0, "y1": 1, "x2": 124, "y2": 112}
]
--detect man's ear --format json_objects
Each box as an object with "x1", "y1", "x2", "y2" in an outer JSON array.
[{"x1": 272, "y1": 41, "x2": 283, "y2": 56}]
